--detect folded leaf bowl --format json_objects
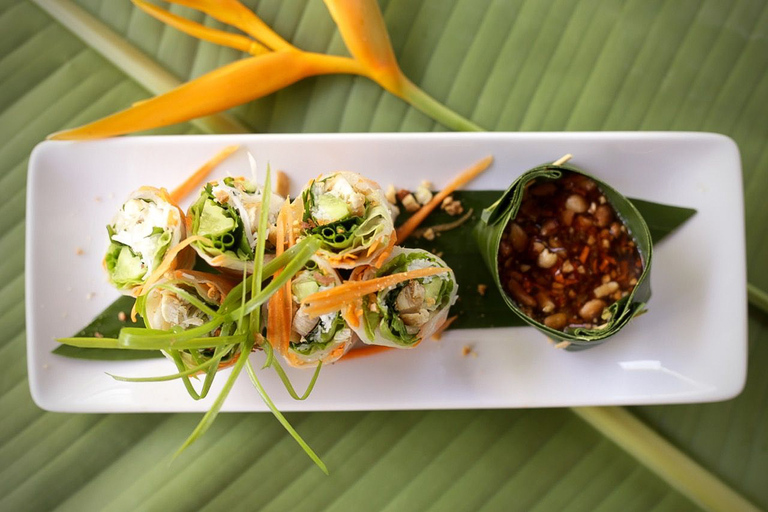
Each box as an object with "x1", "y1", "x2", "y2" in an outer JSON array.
[{"x1": 475, "y1": 162, "x2": 653, "y2": 351}]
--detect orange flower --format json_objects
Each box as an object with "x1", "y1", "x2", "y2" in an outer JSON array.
[{"x1": 49, "y1": 0, "x2": 480, "y2": 140}]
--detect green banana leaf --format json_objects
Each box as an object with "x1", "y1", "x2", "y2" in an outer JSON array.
[
  {"x1": 475, "y1": 163, "x2": 653, "y2": 350},
  {"x1": 4, "y1": 1, "x2": 767, "y2": 511}
]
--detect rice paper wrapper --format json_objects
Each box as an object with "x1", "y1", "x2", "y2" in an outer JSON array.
[
  {"x1": 474, "y1": 163, "x2": 652, "y2": 351},
  {"x1": 284, "y1": 256, "x2": 356, "y2": 367},
  {"x1": 293, "y1": 171, "x2": 396, "y2": 269},
  {"x1": 104, "y1": 186, "x2": 193, "y2": 297},
  {"x1": 141, "y1": 269, "x2": 240, "y2": 371},
  {"x1": 350, "y1": 247, "x2": 458, "y2": 349},
  {"x1": 186, "y1": 178, "x2": 283, "y2": 275}
]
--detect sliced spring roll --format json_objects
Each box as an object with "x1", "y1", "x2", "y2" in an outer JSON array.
[
  {"x1": 285, "y1": 256, "x2": 355, "y2": 367},
  {"x1": 142, "y1": 269, "x2": 241, "y2": 371},
  {"x1": 187, "y1": 176, "x2": 284, "y2": 274},
  {"x1": 295, "y1": 171, "x2": 396, "y2": 269},
  {"x1": 351, "y1": 248, "x2": 458, "y2": 348},
  {"x1": 105, "y1": 186, "x2": 192, "y2": 296}
]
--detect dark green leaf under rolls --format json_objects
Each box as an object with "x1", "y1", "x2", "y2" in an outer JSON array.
[{"x1": 474, "y1": 163, "x2": 653, "y2": 351}]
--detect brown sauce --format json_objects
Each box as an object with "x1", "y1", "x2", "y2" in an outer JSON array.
[{"x1": 498, "y1": 172, "x2": 643, "y2": 331}]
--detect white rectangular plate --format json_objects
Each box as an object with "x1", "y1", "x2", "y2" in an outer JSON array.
[{"x1": 26, "y1": 132, "x2": 746, "y2": 412}]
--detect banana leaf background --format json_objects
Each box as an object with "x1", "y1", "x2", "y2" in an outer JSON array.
[{"x1": 3, "y1": 0, "x2": 768, "y2": 510}]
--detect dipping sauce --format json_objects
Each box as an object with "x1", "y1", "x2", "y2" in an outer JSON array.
[{"x1": 497, "y1": 172, "x2": 643, "y2": 331}]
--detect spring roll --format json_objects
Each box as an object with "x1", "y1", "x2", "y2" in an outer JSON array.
[
  {"x1": 143, "y1": 269, "x2": 240, "y2": 371},
  {"x1": 295, "y1": 172, "x2": 396, "y2": 269},
  {"x1": 284, "y1": 256, "x2": 355, "y2": 367},
  {"x1": 351, "y1": 248, "x2": 458, "y2": 348},
  {"x1": 187, "y1": 176, "x2": 284, "y2": 274},
  {"x1": 104, "y1": 186, "x2": 192, "y2": 296}
]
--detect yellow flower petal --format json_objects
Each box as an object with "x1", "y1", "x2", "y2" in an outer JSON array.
[
  {"x1": 164, "y1": 0, "x2": 294, "y2": 51},
  {"x1": 323, "y1": 0, "x2": 405, "y2": 93},
  {"x1": 133, "y1": 0, "x2": 268, "y2": 55},
  {"x1": 50, "y1": 52, "x2": 361, "y2": 140}
]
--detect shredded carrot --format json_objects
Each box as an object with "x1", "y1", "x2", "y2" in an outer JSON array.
[
  {"x1": 283, "y1": 348, "x2": 303, "y2": 367},
  {"x1": 341, "y1": 345, "x2": 393, "y2": 361},
  {"x1": 169, "y1": 145, "x2": 239, "y2": 203},
  {"x1": 267, "y1": 201, "x2": 287, "y2": 351},
  {"x1": 280, "y1": 200, "x2": 293, "y2": 354},
  {"x1": 431, "y1": 315, "x2": 458, "y2": 340},
  {"x1": 579, "y1": 246, "x2": 590, "y2": 264},
  {"x1": 599, "y1": 259, "x2": 610, "y2": 272},
  {"x1": 374, "y1": 235, "x2": 396, "y2": 268},
  {"x1": 266, "y1": 294, "x2": 280, "y2": 350},
  {"x1": 324, "y1": 342, "x2": 348, "y2": 362},
  {"x1": 302, "y1": 267, "x2": 449, "y2": 317},
  {"x1": 345, "y1": 303, "x2": 360, "y2": 328},
  {"x1": 366, "y1": 239, "x2": 380, "y2": 257},
  {"x1": 395, "y1": 156, "x2": 493, "y2": 243}
]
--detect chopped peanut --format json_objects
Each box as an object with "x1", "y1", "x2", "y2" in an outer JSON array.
[
  {"x1": 385, "y1": 184, "x2": 397, "y2": 204},
  {"x1": 402, "y1": 193, "x2": 420, "y2": 212},
  {"x1": 414, "y1": 185, "x2": 433, "y2": 205}
]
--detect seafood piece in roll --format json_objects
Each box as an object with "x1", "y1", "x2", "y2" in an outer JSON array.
[
  {"x1": 283, "y1": 257, "x2": 355, "y2": 367},
  {"x1": 142, "y1": 269, "x2": 241, "y2": 371},
  {"x1": 105, "y1": 186, "x2": 192, "y2": 296},
  {"x1": 350, "y1": 248, "x2": 458, "y2": 348},
  {"x1": 295, "y1": 172, "x2": 396, "y2": 269}
]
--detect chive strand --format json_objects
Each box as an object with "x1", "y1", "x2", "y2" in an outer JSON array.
[{"x1": 245, "y1": 360, "x2": 328, "y2": 474}]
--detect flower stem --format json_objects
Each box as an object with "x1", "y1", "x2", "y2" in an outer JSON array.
[
  {"x1": 748, "y1": 282, "x2": 768, "y2": 315},
  {"x1": 399, "y1": 79, "x2": 483, "y2": 132}
]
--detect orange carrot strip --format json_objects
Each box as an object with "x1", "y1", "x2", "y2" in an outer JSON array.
[
  {"x1": 366, "y1": 239, "x2": 380, "y2": 257},
  {"x1": 395, "y1": 156, "x2": 493, "y2": 243},
  {"x1": 267, "y1": 200, "x2": 287, "y2": 351},
  {"x1": 374, "y1": 235, "x2": 396, "y2": 268},
  {"x1": 431, "y1": 315, "x2": 458, "y2": 341},
  {"x1": 170, "y1": 145, "x2": 239, "y2": 203},
  {"x1": 324, "y1": 343, "x2": 348, "y2": 362},
  {"x1": 579, "y1": 246, "x2": 590, "y2": 264},
  {"x1": 280, "y1": 200, "x2": 293, "y2": 354},
  {"x1": 345, "y1": 303, "x2": 360, "y2": 328},
  {"x1": 302, "y1": 267, "x2": 449, "y2": 317},
  {"x1": 266, "y1": 294, "x2": 279, "y2": 350},
  {"x1": 341, "y1": 345, "x2": 394, "y2": 361}
]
